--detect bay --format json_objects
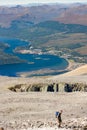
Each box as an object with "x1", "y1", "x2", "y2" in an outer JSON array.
[{"x1": 0, "y1": 37, "x2": 68, "y2": 77}]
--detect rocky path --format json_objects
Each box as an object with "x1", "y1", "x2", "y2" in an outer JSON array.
[
  {"x1": 0, "y1": 92, "x2": 87, "y2": 130},
  {"x1": 0, "y1": 117, "x2": 87, "y2": 130}
]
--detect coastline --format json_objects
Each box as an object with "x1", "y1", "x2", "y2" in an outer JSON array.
[
  {"x1": 17, "y1": 59, "x2": 85, "y2": 78},
  {"x1": 65, "y1": 59, "x2": 85, "y2": 71},
  {"x1": 0, "y1": 35, "x2": 85, "y2": 78}
]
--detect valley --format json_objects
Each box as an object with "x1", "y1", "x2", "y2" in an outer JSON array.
[
  {"x1": 0, "y1": 3, "x2": 87, "y2": 130},
  {"x1": 0, "y1": 4, "x2": 87, "y2": 69}
]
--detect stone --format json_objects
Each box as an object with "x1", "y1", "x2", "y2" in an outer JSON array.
[
  {"x1": 8, "y1": 82, "x2": 87, "y2": 92},
  {"x1": 58, "y1": 83, "x2": 65, "y2": 92},
  {"x1": 83, "y1": 125, "x2": 87, "y2": 130},
  {"x1": 0, "y1": 128, "x2": 4, "y2": 130}
]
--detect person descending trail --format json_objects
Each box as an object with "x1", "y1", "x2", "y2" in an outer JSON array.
[{"x1": 55, "y1": 110, "x2": 63, "y2": 128}]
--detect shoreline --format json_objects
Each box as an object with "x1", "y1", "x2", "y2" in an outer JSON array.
[
  {"x1": 0, "y1": 36, "x2": 85, "y2": 78},
  {"x1": 17, "y1": 59, "x2": 85, "y2": 78},
  {"x1": 65, "y1": 59, "x2": 85, "y2": 71},
  {"x1": 0, "y1": 58, "x2": 85, "y2": 78}
]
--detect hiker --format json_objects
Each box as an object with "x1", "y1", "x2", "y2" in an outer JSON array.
[{"x1": 56, "y1": 110, "x2": 63, "y2": 128}]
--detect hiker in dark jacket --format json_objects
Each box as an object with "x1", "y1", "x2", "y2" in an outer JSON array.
[{"x1": 56, "y1": 110, "x2": 63, "y2": 127}]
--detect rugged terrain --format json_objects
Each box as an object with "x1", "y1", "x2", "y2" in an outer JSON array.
[
  {"x1": 0, "y1": 3, "x2": 87, "y2": 130},
  {"x1": 0, "y1": 64, "x2": 87, "y2": 129},
  {"x1": 0, "y1": 4, "x2": 87, "y2": 65},
  {"x1": 0, "y1": 91, "x2": 87, "y2": 130},
  {"x1": 0, "y1": 3, "x2": 87, "y2": 27}
]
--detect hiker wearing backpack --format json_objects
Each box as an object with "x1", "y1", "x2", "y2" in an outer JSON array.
[{"x1": 55, "y1": 110, "x2": 63, "y2": 128}]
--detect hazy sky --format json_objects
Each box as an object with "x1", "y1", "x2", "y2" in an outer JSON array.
[{"x1": 0, "y1": 0, "x2": 87, "y2": 6}]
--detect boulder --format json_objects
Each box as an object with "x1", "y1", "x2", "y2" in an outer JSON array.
[{"x1": 0, "y1": 128, "x2": 4, "y2": 130}]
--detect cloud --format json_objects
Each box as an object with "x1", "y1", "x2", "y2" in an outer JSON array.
[{"x1": 0, "y1": 0, "x2": 87, "y2": 5}]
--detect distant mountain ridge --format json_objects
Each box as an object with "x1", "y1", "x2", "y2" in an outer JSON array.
[
  {"x1": 0, "y1": 3, "x2": 87, "y2": 27},
  {"x1": 56, "y1": 4, "x2": 87, "y2": 25}
]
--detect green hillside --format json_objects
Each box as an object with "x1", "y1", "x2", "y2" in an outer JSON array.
[
  {"x1": 0, "y1": 20, "x2": 87, "y2": 63},
  {"x1": 0, "y1": 42, "x2": 26, "y2": 65}
]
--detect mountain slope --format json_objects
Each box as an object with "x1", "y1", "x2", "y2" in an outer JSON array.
[
  {"x1": 56, "y1": 5, "x2": 87, "y2": 25},
  {"x1": 59, "y1": 64, "x2": 87, "y2": 76},
  {"x1": 0, "y1": 4, "x2": 87, "y2": 27}
]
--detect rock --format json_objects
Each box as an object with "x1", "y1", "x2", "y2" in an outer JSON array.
[
  {"x1": 8, "y1": 82, "x2": 87, "y2": 92},
  {"x1": 0, "y1": 128, "x2": 4, "y2": 130},
  {"x1": 83, "y1": 125, "x2": 87, "y2": 130}
]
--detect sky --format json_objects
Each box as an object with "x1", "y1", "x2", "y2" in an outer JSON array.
[{"x1": 0, "y1": 0, "x2": 87, "y2": 6}]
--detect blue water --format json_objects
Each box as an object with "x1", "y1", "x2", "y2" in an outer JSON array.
[{"x1": 0, "y1": 37, "x2": 68, "y2": 77}]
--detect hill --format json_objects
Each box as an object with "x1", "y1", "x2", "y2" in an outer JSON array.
[
  {"x1": 0, "y1": 3, "x2": 87, "y2": 73},
  {"x1": 0, "y1": 4, "x2": 87, "y2": 65},
  {"x1": 0, "y1": 3, "x2": 87, "y2": 27},
  {"x1": 56, "y1": 5, "x2": 87, "y2": 25},
  {"x1": 49, "y1": 64, "x2": 87, "y2": 83},
  {"x1": 60, "y1": 64, "x2": 87, "y2": 76},
  {"x1": 0, "y1": 20, "x2": 87, "y2": 64},
  {"x1": 0, "y1": 4, "x2": 87, "y2": 130}
]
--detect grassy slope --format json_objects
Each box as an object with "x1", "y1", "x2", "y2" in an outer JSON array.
[{"x1": 0, "y1": 42, "x2": 26, "y2": 65}]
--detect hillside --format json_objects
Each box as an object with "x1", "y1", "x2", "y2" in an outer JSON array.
[
  {"x1": 0, "y1": 3, "x2": 87, "y2": 130},
  {"x1": 0, "y1": 3, "x2": 87, "y2": 27},
  {"x1": 56, "y1": 5, "x2": 87, "y2": 25},
  {"x1": 49, "y1": 64, "x2": 87, "y2": 82},
  {"x1": 0, "y1": 3, "x2": 87, "y2": 65},
  {"x1": 0, "y1": 64, "x2": 87, "y2": 92},
  {"x1": 0, "y1": 91, "x2": 87, "y2": 130},
  {"x1": 0, "y1": 3, "x2": 87, "y2": 75},
  {"x1": 0, "y1": 20, "x2": 87, "y2": 64},
  {"x1": 0, "y1": 42, "x2": 26, "y2": 65},
  {"x1": 59, "y1": 64, "x2": 87, "y2": 76}
]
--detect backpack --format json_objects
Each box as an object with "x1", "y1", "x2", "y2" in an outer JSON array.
[{"x1": 55, "y1": 111, "x2": 59, "y2": 118}]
